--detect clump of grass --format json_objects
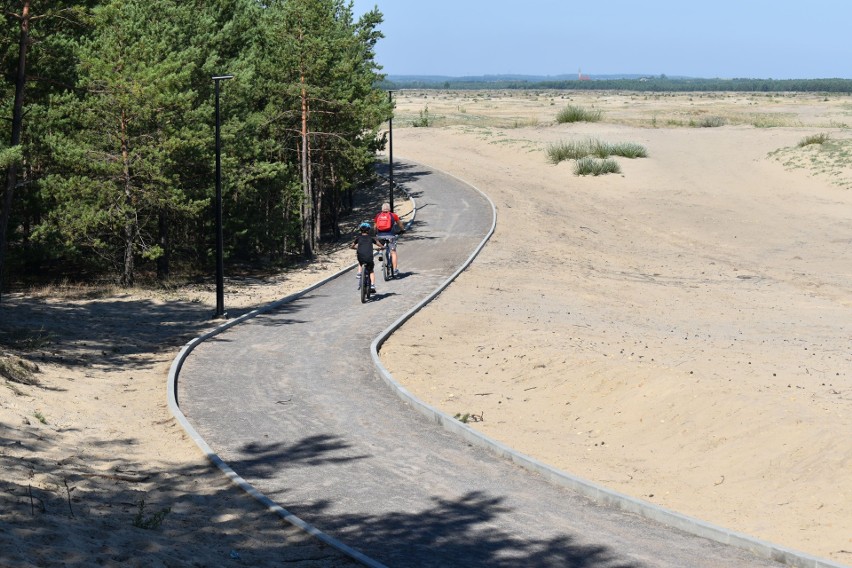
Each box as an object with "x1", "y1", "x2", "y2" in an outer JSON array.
[
  {"x1": 547, "y1": 139, "x2": 594, "y2": 163},
  {"x1": 574, "y1": 157, "x2": 621, "y2": 176},
  {"x1": 33, "y1": 410, "x2": 47, "y2": 424},
  {"x1": 546, "y1": 137, "x2": 647, "y2": 165},
  {"x1": 556, "y1": 105, "x2": 602, "y2": 123},
  {"x1": 0, "y1": 353, "x2": 40, "y2": 385},
  {"x1": 608, "y1": 142, "x2": 647, "y2": 158},
  {"x1": 797, "y1": 133, "x2": 830, "y2": 147}
]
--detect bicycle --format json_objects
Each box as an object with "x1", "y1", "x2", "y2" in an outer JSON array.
[
  {"x1": 359, "y1": 263, "x2": 374, "y2": 303},
  {"x1": 378, "y1": 238, "x2": 394, "y2": 281}
]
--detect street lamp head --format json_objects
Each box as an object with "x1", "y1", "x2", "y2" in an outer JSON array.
[{"x1": 212, "y1": 74, "x2": 234, "y2": 81}]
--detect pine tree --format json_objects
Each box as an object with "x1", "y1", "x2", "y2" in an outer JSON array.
[
  {"x1": 247, "y1": 0, "x2": 389, "y2": 259},
  {"x1": 0, "y1": 0, "x2": 92, "y2": 299},
  {"x1": 40, "y1": 0, "x2": 211, "y2": 286}
]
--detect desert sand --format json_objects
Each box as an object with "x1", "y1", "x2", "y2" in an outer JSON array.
[{"x1": 1, "y1": 90, "x2": 850, "y2": 566}]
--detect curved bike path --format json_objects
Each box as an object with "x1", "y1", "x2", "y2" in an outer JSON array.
[{"x1": 170, "y1": 160, "x2": 836, "y2": 568}]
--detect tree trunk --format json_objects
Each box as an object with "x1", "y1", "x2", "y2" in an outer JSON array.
[
  {"x1": 120, "y1": 110, "x2": 135, "y2": 287},
  {"x1": 313, "y1": 158, "x2": 322, "y2": 246},
  {"x1": 157, "y1": 209, "x2": 169, "y2": 280},
  {"x1": 300, "y1": 77, "x2": 313, "y2": 259},
  {"x1": 0, "y1": 0, "x2": 31, "y2": 303}
]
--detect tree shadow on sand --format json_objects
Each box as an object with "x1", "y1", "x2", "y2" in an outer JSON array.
[{"x1": 0, "y1": 423, "x2": 640, "y2": 568}]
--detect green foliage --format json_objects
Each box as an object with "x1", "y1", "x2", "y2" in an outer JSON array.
[
  {"x1": 0, "y1": 145, "x2": 22, "y2": 169},
  {"x1": 574, "y1": 157, "x2": 621, "y2": 176},
  {"x1": 38, "y1": 0, "x2": 212, "y2": 286},
  {"x1": 412, "y1": 106, "x2": 431, "y2": 127},
  {"x1": 132, "y1": 499, "x2": 171, "y2": 530},
  {"x1": 1, "y1": 0, "x2": 390, "y2": 288},
  {"x1": 228, "y1": 0, "x2": 390, "y2": 259},
  {"x1": 556, "y1": 105, "x2": 602, "y2": 123}
]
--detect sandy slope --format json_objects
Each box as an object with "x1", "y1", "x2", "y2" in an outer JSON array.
[{"x1": 379, "y1": 91, "x2": 851, "y2": 563}]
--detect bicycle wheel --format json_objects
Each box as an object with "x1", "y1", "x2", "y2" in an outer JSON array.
[
  {"x1": 360, "y1": 268, "x2": 369, "y2": 303},
  {"x1": 383, "y1": 242, "x2": 393, "y2": 281}
]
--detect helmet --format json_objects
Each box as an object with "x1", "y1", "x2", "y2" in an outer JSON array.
[{"x1": 359, "y1": 221, "x2": 371, "y2": 232}]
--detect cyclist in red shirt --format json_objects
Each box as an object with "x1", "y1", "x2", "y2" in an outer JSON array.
[{"x1": 374, "y1": 202, "x2": 405, "y2": 277}]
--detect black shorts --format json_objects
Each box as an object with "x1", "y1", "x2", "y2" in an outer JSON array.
[{"x1": 358, "y1": 259, "x2": 374, "y2": 271}]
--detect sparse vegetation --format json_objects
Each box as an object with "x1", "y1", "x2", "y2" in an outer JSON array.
[
  {"x1": 798, "y1": 133, "x2": 830, "y2": 147},
  {"x1": 574, "y1": 157, "x2": 621, "y2": 176},
  {"x1": 697, "y1": 116, "x2": 726, "y2": 127},
  {"x1": 132, "y1": 499, "x2": 171, "y2": 530},
  {"x1": 453, "y1": 411, "x2": 483, "y2": 423},
  {"x1": 556, "y1": 105, "x2": 602, "y2": 123},
  {"x1": 0, "y1": 353, "x2": 40, "y2": 385},
  {"x1": 546, "y1": 138, "x2": 647, "y2": 166},
  {"x1": 412, "y1": 105, "x2": 432, "y2": 127},
  {"x1": 769, "y1": 135, "x2": 852, "y2": 188}
]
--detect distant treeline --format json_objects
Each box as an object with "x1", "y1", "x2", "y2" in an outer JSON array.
[{"x1": 379, "y1": 77, "x2": 852, "y2": 93}]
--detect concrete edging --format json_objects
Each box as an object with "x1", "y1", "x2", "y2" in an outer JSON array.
[
  {"x1": 165, "y1": 160, "x2": 845, "y2": 568},
  {"x1": 167, "y1": 267, "x2": 388, "y2": 568},
  {"x1": 368, "y1": 164, "x2": 846, "y2": 568}
]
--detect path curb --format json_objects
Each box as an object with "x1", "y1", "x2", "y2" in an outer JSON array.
[
  {"x1": 167, "y1": 161, "x2": 846, "y2": 568},
  {"x1": 368, "y1": 162, "x2": 846, "y2": 568}
]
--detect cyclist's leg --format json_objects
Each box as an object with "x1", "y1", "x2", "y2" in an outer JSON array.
[
  {"x1": 367, "y1": 260, "x2": 376, "y2": 289},
  {"x1": 390, "y1": 235, "x2": 399, "y2": 270}
]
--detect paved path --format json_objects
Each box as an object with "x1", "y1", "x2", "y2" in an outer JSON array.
[{"x1": 175, "y1": 160, "x2": 786, "y2": 567}]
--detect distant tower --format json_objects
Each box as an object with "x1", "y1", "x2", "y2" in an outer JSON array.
[{"x1": 578, "y1": 67, "x2": 590, "y2": 81}]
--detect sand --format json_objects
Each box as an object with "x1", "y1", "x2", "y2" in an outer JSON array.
[{"x1": 1, "y1": 90, "x2": 850, "y2": 566}]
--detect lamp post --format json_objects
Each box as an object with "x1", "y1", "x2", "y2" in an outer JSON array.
[
  {"x1": 212, "y1": 74, "x2": 233, "y2": 319},
  {"x1": 387, "y1": 90, "x2": 394, "y2": 212}
]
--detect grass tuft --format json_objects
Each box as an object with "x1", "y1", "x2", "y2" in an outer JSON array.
[
  {"x1": 546, "y1": 138, "x2": 647, "y2": 165},
  {"x1": 556, "y1": 105, "x2": 602, "y2": 123},
  {"x1": 797, "y1": 133, "x2": 830, "y2": 147},
  {"x1": 574, "y1": 157, "x2": 621, "y2": 176},
  {"x1": 0, "y1": 353, "x2": 40, "y2": 385}
]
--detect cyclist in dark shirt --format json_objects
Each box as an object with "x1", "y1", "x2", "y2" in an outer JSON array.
[{"x1": 350, "y1": 221, "x2": 383, "y2": 293}]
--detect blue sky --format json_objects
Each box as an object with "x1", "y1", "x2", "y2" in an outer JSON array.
[{"x1": 350, "y1": 1, "x2": 852, "y2": 79}]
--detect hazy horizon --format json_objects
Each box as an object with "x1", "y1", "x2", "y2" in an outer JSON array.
[{"x1": 351, "y1": 1, "x2": 852, "y2": 81}]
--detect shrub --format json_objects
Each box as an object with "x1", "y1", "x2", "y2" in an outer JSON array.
[
  {"x1": 412, "y1": 106, "x2": 431, "y2": 127},
  {"x1": 698, "y1": 116, "x2": 726, "y2": 127},
  {"x1": 574, "y1": 157, "x2": 621, "y2": 176},
  {"x1": 556, "y1": 105, "x2": 602, "y2": 123},
  {"x1": 797, "y1": 133, "x2": 830, "y2": 147},
  {"x1": 133, "y1": 499, "x2": 171, "y2": 530}
]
